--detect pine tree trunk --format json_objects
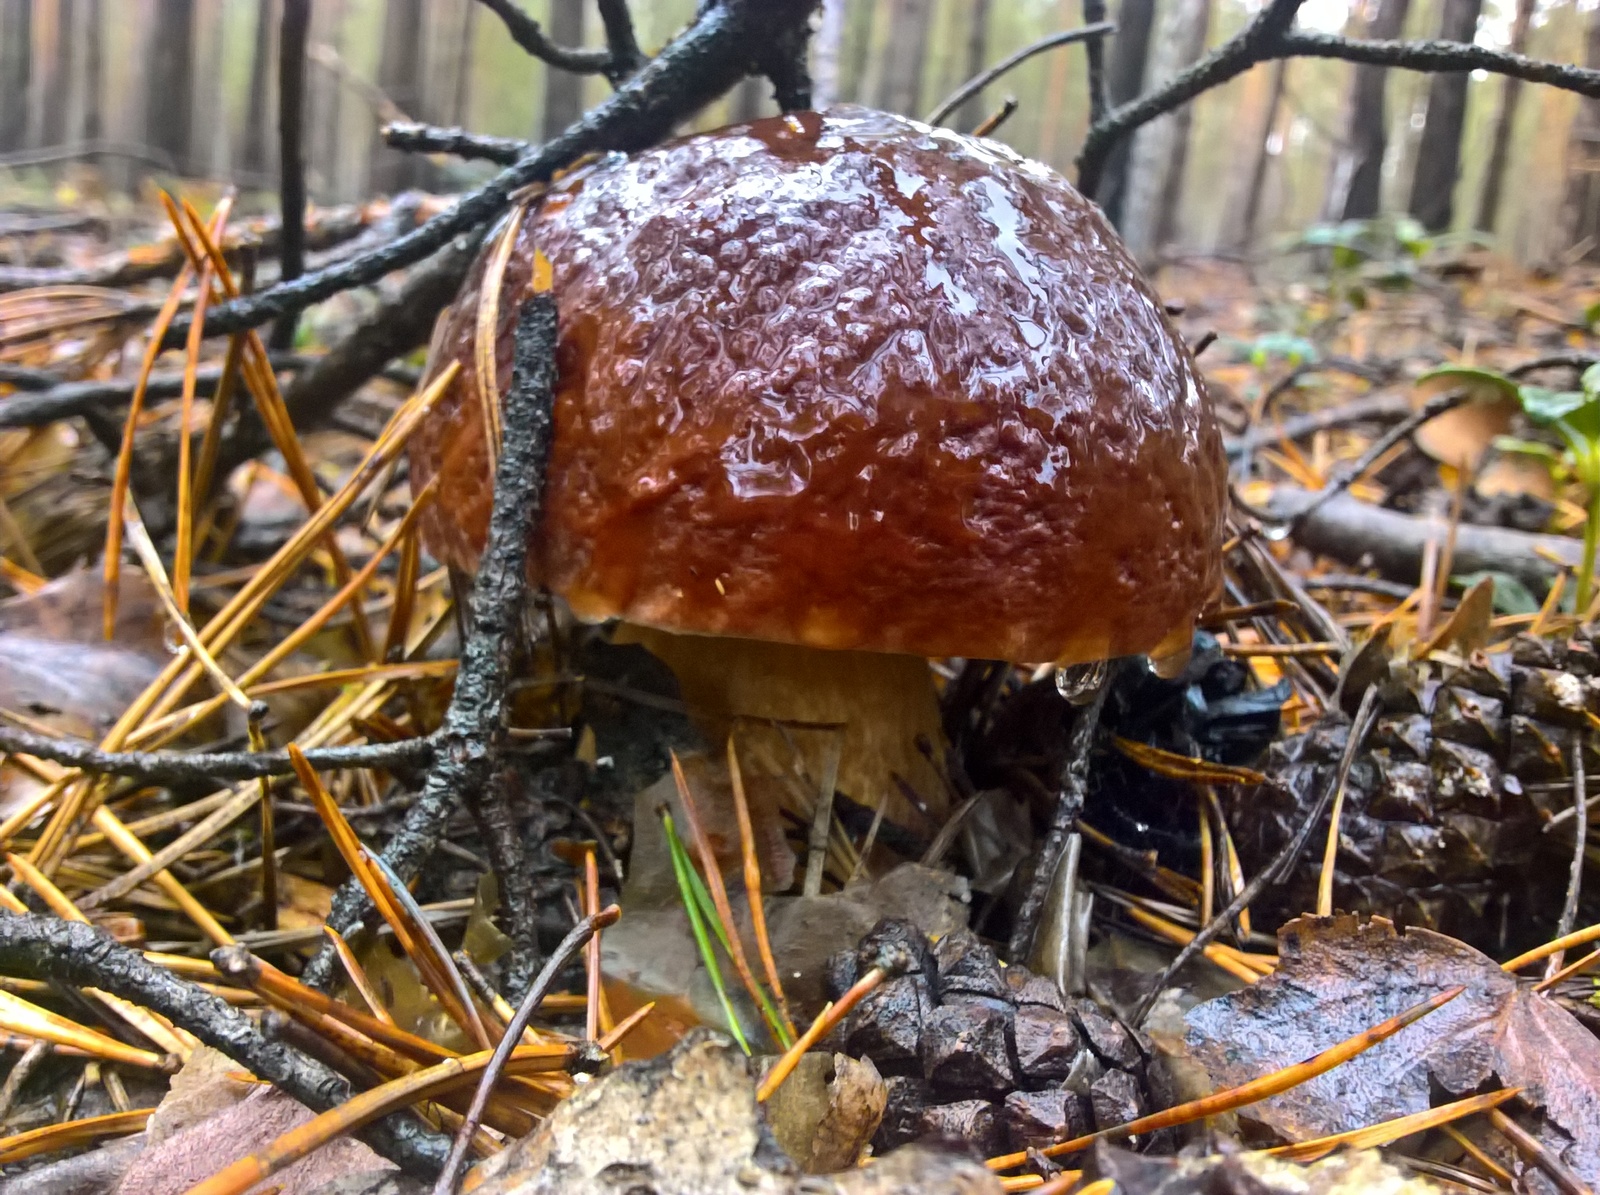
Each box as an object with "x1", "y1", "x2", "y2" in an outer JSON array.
[
  {"x1": 238, "y1": 0, "x2": 277, "y2": 179},
  {"x1": 1325, "y1": 0, "x2": 1412, "y2": 221},
  {"x1": 1407, "y1": 0, "x2": 1484, "y2": 231},
  {"x1": 813, "y1": 0, "x2": 849, "y2": 107},
  {"x1": 0, "y1": 0, "x2": 30, "y2": 153},
  {"x1": 449, "y1": 1, "x2": 479, "y2": 127},
  {"x1": 871, "y1": 0, "x2": 935, "y2": 117},
  {"x1": 81, "y1": 0, "x2": 101, "y2": 142},
  {"x1": 1561, "y1": 5, "x2": 1600, "y2": 257},
  {"x1": 1095, "y1": 0, "x2": 1157, "y2": 228},
  {"x1": 1236, "y1": 59, "x2": 1289, "y2": 251},
  {"x1": 541, "y1": 0, "x2": 586, "y2": 140},
  {"x1": 1475, "y1": 0, "x2": 1535, "y2": 233},
  {"x1": 41, "y1": 0, "x2": 74, "y2": 147},
  {"x1": 952, "y1": 0, "x2": 993, "y2": 134},
  {"x1": 371, "y1": 0, "x2": 425, "y2": 193},
  {"x1": 1122, "y1": 0, "x2": 1211, "y2": 256},
  {"x1": 144, "y1": 0, "x2": 196, "y2": 175}
]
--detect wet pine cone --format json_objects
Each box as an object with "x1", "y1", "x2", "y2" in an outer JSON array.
[
  {"x1": 1224, "y1": 631, "x2": 1599, "y2": 955},
  {"x1": 824, "y1": 920, "x2": 1160, "y2": 1157}
]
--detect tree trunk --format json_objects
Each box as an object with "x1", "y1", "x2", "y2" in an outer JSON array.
[
  {"x1": 371, "y1": 0, "x2": 426, "y2": 193},
  {"x1": 1094, "y1": 0, "x2": 1157, "y2": 227},
  {"x1": 238, "y1": 1, "x2": 276, "y2": 178},
  {"x1": 1475, "y1": 0, "x2": 1535, "y2": 233},
  {"x1": 1562, "y1": 4, "x2": 1600, "y2": 257},
  {"x1": 952, "y1": 0, "x2": 993, "y2": 134},
  {"x1": 541, "y1": 0, "x2": 586, "y2": 141},
  {"x1": 81, "y1": 0, "x2": 101, "y2": 142},
  {"x1": 1235, "y1": 59, "x2": 1289, "y2": 251},
  {"x1": 870, "y1": 0, "x2": 935, "y2": 117},
  {"x1": 1407, "y1": 0, "x2": 1484, "y2": 232},
  {"x1": 730, "y1": 76, "x2": 769, "y2": 123},
  {"x1": 144, "y1": 0, "x2": 196, "y2": 175},
  {"x1": 41, "y1": 0, "x2": 74, "y2": 147},
  {"x1": 1122, "y1": 0, "x2": 1211, "y2": 256},
  {"x1": 1323, "y1": 0, "x2": 1412, "y2": 220},
  {"x1": 449, "y1": 1, "x2": 478, "y2": 127},
  {"x1": 0, "y1": 0, "x2": 30, "y2": 153},
  {"x1": 813, "y1": 0, "x2": 849, "y2": 107}
]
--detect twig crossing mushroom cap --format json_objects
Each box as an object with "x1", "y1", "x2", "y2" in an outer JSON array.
[{"x1": 411, "y1": 106, "x2": 1225, "y2": 664}]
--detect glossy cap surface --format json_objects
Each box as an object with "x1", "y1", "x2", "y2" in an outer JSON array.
[{"x1": 410, "y1": 107, "x2": 1225, "y2": 663}]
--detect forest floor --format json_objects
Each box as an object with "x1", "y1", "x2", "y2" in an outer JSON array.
[{"x1": 2, "y1": 196, "x2": 1600, "y2": 1195}]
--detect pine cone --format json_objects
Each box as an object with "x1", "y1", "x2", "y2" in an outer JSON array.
[
  {"x1": 1225, "y1": 632, "x2": 1597, "y2": 955},
  {"x1": 824, "y1": 920, "x2": 1158, "y2": 1157}
]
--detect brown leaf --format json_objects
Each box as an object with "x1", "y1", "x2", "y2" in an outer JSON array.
[
  {"x1": 1184, "y1": 914, "x2": 1600, "y2": 1186},
  {"x1": 763, "y1": 1052, "x2": 886, "y2": 1173}
]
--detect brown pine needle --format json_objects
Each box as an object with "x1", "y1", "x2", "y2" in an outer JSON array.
[
  {"x1": 103, "y1": 257, "x2": 195, "y2": 640},
  {"x1": 1489, "y1": 1108, "x2": 1593, "y2": 1195},
  {"x1": 185, "y1": 1044, "x2": 575, "y2": 1195},
  {"x1": 173, "y1": 193, "x2": 230, "y2": 614},
  {"x1": 1443, "y1": 1124, "x2": 1515, "y2": 1183},
  {"x1": 1111, "y1": 737, "x2": 1267, "y2": 786},
  {"x1": 1118, "y1": 903, "x2": 1261, "y2": 985},
  {"x1": 727, "y1": 738, "x2": 795, "y2": 1038},
  {"x1": 1219, "y1": 641, "x2": 1343, "y2": 658},
  {"x1": 1504, "y1": 921, "x2": 1600, "y2": 972},
  {"x1": 191, "y1": 333, "x2": 246, "y2": 545},
  {"x1": 473, "y1": 203, "x2": 530, "y2": 471},
  {"x1": 361, "y1": 847, "x2": 492, "y2": 1050},
  {"x1": 757, "y1": 966, "x2": 887, "y2": 1103},
  {"x1": 85, "y1": 804, "x2": 234, "y2": 946},
  {"x1": 0, "y1": 1107, "x2": 153, "y2": 1164},
  {"x1": 669, "y1": 750, "x2": 789, "y2": 1047},
  {"x1": 581, "y1": 846, "x2": 612, "y2": 1041},
  {"x1": 986, "y1": 984, "x2": 1465, "y2": 1169},
  {"x1": 325, "y1": 927, "x2": 397, "y2": 1026},
  {"x1": 167, "y1": 195, "x2": 377, "y2": 661},
  {"x1": 1534, "y1": 945, "x2": 1600, "y2": 992},
  {"x1": 0, "y1": 991, "x2": 165, "y2": 1070},
  {"x1": 1267, "y1": 1087, "x2": 1521, "y2": 1161}
]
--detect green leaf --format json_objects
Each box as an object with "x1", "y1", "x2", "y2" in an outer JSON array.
[
  {"x1": 1451, "y1": 571, "x2": 1540, "y2": 616},
  {"x1": 1584, "y1": 301, "x2": 1600, "y2": 330},
  {"x1": 1582, "y1": 363, "x2": 1600, "y2": 403},
  {"x1": 1416, "y1": 365, "x2": 1520, "y2": 405},
  {"x1": 1492, "y1": 435, "x2": 1564, "y2": 465},
  {"x1": 1518, "y1": 385, "x2": 1588, "y2": 424}
]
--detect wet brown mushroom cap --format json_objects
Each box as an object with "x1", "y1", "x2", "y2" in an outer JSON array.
[{"x1": 410, "y1": 106, "x2": 1225, "y2": 665}]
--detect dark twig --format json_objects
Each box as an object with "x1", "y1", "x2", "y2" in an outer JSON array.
[
  {"x1": 1130, "y1": 687, "x2": 1381, "y2": 1026},
  {"x1": 1225, "y1": 393, "x2": 1412, "y2": 459},
  {"x1": 383, "y1": 122, "x2": 529, "y2": 166},
  {"x1": 1279, "y1": 30, "x2": 1600, "y2": 94},
  {"x1": 305, "y1": 296, "x2": 559, "y2": 993},
  {"x1": 1082, "y1": 0, "x2": 1110, "y2": 126},
  {"x1": 926, "y1": 23, "x2": 1117, "y2": 127},
  {"x1": 0, "y1": 915, "x2": 449, "y2": 1176},
  {"x1": 1077, "y1": 0, "x2": 1303, "y2": 194},
  {"x1": 171, "y1": 0, "x2": 819, "y2": 346},
  {"x1": 1508, "y1": 352, "x2": 1600, "y2": 378},
  {"x1": 1008, "y1": 672, "x2": 1115, "y2": 964},
  {"x1": 1279, "y1": 388, "x2": 1470, "y2": 530},
  {"x1": 0, "y1": 723, "x2": 453, "y2": 785},
  {"x1": 271, "y1": 0, "x2": 311, "y2": 352},
  {"x1": 430, "y1": 906, "x2": 619, "y2": 1195},
  {"x1": 476, "y1": 0, "x2": 617, "y2": 78},
  {"x1": 1548, "y1": 738, "x2": 1588, "y2": 981},
  {"x1": 1076, "y1": 0, "x2": 1600, "y2": 195},
  {"x1": 597, "y1": 0, "x2": 647, "y2": 81},
  {"x1": 972, "y1": 98, "x2": 1020, "y2": 138},
  {"x1": 0, "y1": 356, "x2": 310, "y2": 430}
]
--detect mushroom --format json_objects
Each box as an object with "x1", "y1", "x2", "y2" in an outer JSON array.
[{"x1": 409, "y1": 107, "x2": 1226, "y2": 832}]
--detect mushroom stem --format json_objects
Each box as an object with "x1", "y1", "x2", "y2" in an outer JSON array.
[{"x1": 617, "y1": 626, "x2": 952, "y2": 858}]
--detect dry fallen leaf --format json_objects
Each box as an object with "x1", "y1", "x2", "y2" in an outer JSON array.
[
  {"x1": 1184, "y1": 914, "x2": 1600, "y2": 1187},
  {"x1": 763, "y1": 1052, "x2": 885, "y2": 1173}
]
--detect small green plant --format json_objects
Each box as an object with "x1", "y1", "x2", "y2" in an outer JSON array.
[{"x1": 1432, "y1": 363, "x2": 1600, "y2": 609}]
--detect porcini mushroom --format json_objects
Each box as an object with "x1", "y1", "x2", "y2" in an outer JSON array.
[{"x1": 409, "y1": 107, "x2": 1226, "y2": 829}]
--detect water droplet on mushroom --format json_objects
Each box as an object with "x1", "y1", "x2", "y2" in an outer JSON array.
[{"x1": 1055, "y1": 658, "x2": 1108, "y2": 703}]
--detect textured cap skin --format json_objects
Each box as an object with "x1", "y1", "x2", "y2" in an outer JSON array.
[{"x1": 410, "y1": 107, "x2": 1225, "y2": 663}]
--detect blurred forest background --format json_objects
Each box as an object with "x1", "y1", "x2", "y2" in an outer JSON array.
[{"x1": 0, "y1": 0, "x2": 1599, "y2": 266}]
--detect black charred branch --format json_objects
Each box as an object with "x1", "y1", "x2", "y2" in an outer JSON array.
[
  {"x1": 167, "y1": 0, "x2": 819, "y2": 347},
  {"x1": 383, "y1": 122, "x2": 530, "y2": 165},
  {"x1": 0, "y1": 358, "x2": 299, "y2": 430},
  {"x1": 1077, "y1": 0, "x2": 1600, "y2": 194},
  {"x1": 476, "y1": 0, "x2": 625, "y2": 82},
  {"x1": 0, "y1": 915, "x2": 450, "y2": 1177},
  {"x1": 271, "y1": 0, "x2": 312, "y2": 352},
  {"x1": 305, "y1": 296, "x2": 559, "y2": 993},
  {"x1": 0, "y1": 724, "x2": 449, "y2": 785}
]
